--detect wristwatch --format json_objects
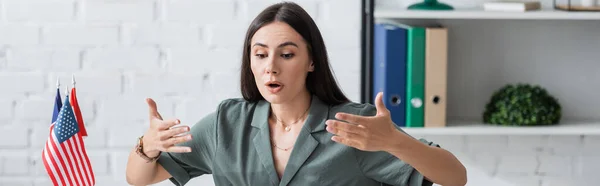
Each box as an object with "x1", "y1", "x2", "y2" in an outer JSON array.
[{"x1": 135, "y1": 135, "x2": 161, "y2": 163}]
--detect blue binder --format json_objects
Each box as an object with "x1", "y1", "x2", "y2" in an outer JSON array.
[{"x1": 373, "y1": 23, "x2": 407, "y2": 127}]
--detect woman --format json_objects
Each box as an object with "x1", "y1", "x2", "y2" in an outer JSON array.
[{"x1": 126, "y1": 2, "x2": 467, "y2": 186}]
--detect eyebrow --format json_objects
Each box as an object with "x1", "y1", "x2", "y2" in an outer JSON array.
[{"x1": 252, "y1": 41, "x2": 298, "y2": 48}]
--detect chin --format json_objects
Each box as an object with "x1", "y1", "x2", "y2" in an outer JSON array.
[
  {"x1": 261, "y1": 93, "x2": 286, "y2": 104},
  {"x1": 259, "y1": 88, "x2": 291, "y2": 104}
]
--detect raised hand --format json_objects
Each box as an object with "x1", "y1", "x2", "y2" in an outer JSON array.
[
  {"x1": 325, "y1": 92, "x2": 407, "y2": 152},
  {"x1": 142, "y1": 98, "x2": 192, "y2": 158}
]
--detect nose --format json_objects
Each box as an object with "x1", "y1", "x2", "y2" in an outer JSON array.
[{"x1": 265, "y1": 56, "x2": 278, "y2": 74}]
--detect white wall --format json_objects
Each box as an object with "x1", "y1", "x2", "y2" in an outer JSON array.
[
  {"x1": 0, "y1": 0, "x2": 360, "y2": 185},
  {"x1": 0, "y1": 0, "x2": 597, "y2": 186}
]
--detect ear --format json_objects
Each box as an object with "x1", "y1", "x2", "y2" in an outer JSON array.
[{"x1": 308, "y1": 61, "x2": 315, "y2": 72}]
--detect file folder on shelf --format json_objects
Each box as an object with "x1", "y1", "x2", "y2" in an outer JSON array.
[
  {"x1": 373, "y1": 23, "x2": 408, "y2": 127},
  {"x1": 404, "y1": 24, "x2": 426, "y2": 128},
  {"x1": 424, "y1": 27, "x2": 448, "y2": 128}
]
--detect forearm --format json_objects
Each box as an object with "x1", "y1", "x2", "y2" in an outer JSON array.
[
  {"x1": 385, "y1": 132, "x2": 467, "y2": 186},
  {"x1": 126, "y1": 148, "x2": 160, "y2": 185}
]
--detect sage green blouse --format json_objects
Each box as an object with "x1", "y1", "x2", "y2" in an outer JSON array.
[{"x1": 157, "y1": 95, "x2": 439, "y2": 186}]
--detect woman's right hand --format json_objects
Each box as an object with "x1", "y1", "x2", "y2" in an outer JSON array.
[{"x1": 142, "y1": 98, "x2": 193, "y2": 158}]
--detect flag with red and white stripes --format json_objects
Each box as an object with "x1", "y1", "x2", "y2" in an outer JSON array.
[{"x1": 42, "y1": 91, "x2": 95, "y2": 186}]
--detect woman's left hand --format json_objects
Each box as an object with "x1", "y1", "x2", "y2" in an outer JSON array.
[{"x1": 326, "y1": 92, "x2": 408, "y2": 152}]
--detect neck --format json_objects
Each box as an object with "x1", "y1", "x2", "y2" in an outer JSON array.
[{"x1": 270, "y1": 90, "x2": 312, "y2": 125}]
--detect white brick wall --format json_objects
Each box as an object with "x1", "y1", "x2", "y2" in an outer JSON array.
[
  {"x1": 0, "y1": 0, "x2": 597, "y2": 186},
  {"x1": 5, "y1": 1, "x2": 75, "y2": 22},
  {"x1": 164, "y1": 0, "x2": 236, "y2": 23},
  {"x1": 43, "y1": 24, "x2": 120, "y2": 46},
  {"x1": 83, "y1": 1, "x2": 156, "y2": 22},
  {"x1": 0, "y1": 25, "x2": 40, "y2": 45},
  {"x1": 419, "y1": 134, "x2": 600, "y2": 186},
  {"x1": 7, "y1": 48, "x2": 81, "y2": 71},
  {"x1": 127, "y1": 23, "x2": 202, "y2": 46},
  {"x1": 84, "y1": 47, "x2": 161, "y2": 71}
]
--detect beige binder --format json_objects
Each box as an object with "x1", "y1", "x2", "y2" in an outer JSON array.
[{"x1": 424, "y1": 27, "x2": 448, "y2": 128}]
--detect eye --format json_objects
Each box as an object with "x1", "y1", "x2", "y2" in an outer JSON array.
[
  {"x1": 281, "y1": 53, "x2": 294, "y2": 59},
  {"x1": 255, "y1": 53, "x2": 267, "y2": 59}
]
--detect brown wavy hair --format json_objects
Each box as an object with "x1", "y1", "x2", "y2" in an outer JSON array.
[{"x1": 240, "y1": 2, "x2": 349, "y2": 105}]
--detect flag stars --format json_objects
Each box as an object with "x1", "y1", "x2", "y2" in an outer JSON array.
[{"x1": 53, "y1": 101, "x2": 81, "y2": 143}]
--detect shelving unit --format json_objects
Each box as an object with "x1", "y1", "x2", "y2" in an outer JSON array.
[
  {"x1": 400, "y1": 121, "x2": 600, "y2": 135},
  {"x1": 359, "y1": 0, "x2": 600, "y2": 135},
  {"x1": 375, "y1": 8, "x2": 600, "y2": 20}
]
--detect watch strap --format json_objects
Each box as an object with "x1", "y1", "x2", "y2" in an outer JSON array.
[{"x1": 135, "y1": 135, "x2": 160, "y2": 163}]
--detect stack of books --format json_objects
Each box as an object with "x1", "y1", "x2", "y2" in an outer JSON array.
[{"x1": 482, "y1": 0, "x2": 541, "y2": 12}]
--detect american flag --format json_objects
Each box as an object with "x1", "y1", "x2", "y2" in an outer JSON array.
[{"x1": 42, "y1": 89, "x2": 95, "y2": 186}]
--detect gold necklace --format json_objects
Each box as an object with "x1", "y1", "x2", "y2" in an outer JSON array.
[
  {"x1": 272, "y1": 141, "x2": 293, "y2": 151},
  {"x1": 272, "y1": 106, "x2": 310, "y2": 132}
]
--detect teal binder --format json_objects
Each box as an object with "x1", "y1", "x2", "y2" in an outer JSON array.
[{"x1": 404, "y1": 25, "x2": 426, "y2": 128}]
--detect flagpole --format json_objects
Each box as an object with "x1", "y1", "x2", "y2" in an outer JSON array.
[
  {"x1": 52, "y1": 77, "x2": 63, "y2": 124},
  {"x1": 72, "y1": 74, "x2": 76, "y2": 88}
]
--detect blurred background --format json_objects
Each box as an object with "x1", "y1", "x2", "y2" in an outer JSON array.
[{"x1": 0, "y1": 0, "x2": 598, "y2": 185}]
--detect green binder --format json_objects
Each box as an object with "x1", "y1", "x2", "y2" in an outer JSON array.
[{"x1": 405, "y1": 25, "x2": 426, "y2": 128}]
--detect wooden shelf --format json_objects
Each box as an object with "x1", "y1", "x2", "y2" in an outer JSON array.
[
  {"x1": 401, "y1": 121, "x2": 600, "y2": 135},
  {"x1": 375, "y1": 8, "x2": 600, "y2": 20}
]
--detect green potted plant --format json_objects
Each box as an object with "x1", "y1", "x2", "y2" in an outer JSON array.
[{"x1": 483, "y1": 83, "x2": 562, "y2": 126}]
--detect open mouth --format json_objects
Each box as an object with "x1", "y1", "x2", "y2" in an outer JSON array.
[
  {"x1": 265, "y1": 81, "x2": 282, "y2": 87},
  {"x1": 268, "y1": 83, "x2": 281, "y2": 88},
  {"x1": 265, "y1": 81, "x2": 284, "y2": 93}
]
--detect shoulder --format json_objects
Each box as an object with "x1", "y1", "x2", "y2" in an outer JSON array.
[
  {"x1": 209, "y1": 97, "x2": 264, "y2": 130},
  {"x1": 329, "y1": 101, "x2": 377, "y2": 117},
  {"x1": 214, "y1": 97, "x2": 258, "y2": 117},
  {"x1": 217, "y1": 97, "x2": 252, "y2": 107},
  {"x1": 188, "y1": 98, "x2": 257, "y2": 143},
  {"x1": 191, "y1": 98, "x2": 254, "y2": 127}
]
